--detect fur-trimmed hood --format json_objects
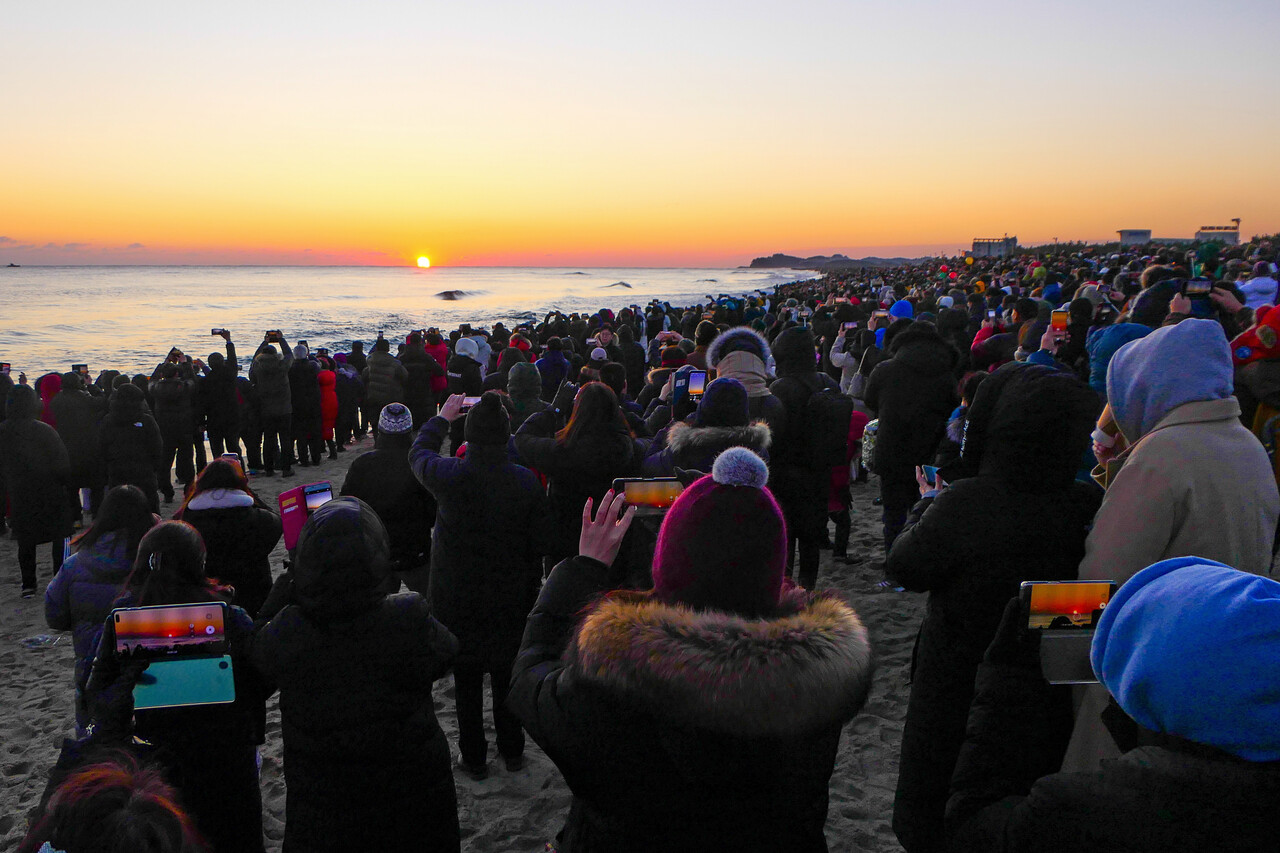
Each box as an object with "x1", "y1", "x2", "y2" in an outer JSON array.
[
  {"x1": 707, "y1": 326, "x2": 771, "y2": 369},
  {"x1": 568, "y1": 590, "x2": 874, "y2": 737},
  {"x1": 665, "y1": 420, "x2": 771, "y2": 457}
]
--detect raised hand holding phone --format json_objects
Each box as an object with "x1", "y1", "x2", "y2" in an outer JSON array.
[
  {"x1": 439, "y1": 393, "x2": 466, "y2": 423},
  {"x1": 916, "y1": 465, "x2": 946, "y2": 496},
  {"x1": 579, "y1": 490, "x2": 635, "y2": 568}
]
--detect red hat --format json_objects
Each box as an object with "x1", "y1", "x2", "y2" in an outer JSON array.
[
  {"x1": 1231, "y1": 306, "x2": 1280, "y2": 367},
  {"x1": 660, "y1": 345, "x2": 687, "y2": 368},
  {"x1": 652, "y1": 448, "x2": 788, "y2": 616}
]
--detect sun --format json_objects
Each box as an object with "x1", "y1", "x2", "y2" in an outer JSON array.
[{"x1": 416, "y1": 256, "x2": 431, "y2": 268}]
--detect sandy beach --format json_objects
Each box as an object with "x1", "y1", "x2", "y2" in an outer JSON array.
[{"x1": 0, "y1": 438, "x2": 916, "y2": 852}]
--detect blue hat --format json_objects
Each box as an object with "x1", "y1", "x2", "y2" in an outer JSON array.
[
  {"x1": 889, "y1": 299, "x2": 914, "y2": 319},
  {"x1": 695, "y1": 377, "x2": 749, "y2": 427},
  {"x1": 1092, "y1": 557, "x2": 1280, "y2": 761}
]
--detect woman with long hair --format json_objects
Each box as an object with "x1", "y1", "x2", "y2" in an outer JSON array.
[
  {"x1": 84, "y1": 521, "x2": 269, "y2": 853},
  {"x1": 514, "y1": 381, "x2": 644, "y2": 566},
  {"x1": 45, "y1": 485, "x2": 158, "y2": 733},
  {"x1": 173, "y1": 459, "x2": 282, "y2": 618}
]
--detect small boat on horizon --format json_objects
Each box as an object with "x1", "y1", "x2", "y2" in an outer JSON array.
[{"x1": 6, "y1": 263, "x2": 19, "y2": 268}]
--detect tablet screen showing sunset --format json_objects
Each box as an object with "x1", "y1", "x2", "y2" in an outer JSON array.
[{"x1": 113, "y1": 604, "x2": 227, "y2": 659}]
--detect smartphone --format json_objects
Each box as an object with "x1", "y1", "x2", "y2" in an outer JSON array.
[
  {"x1": 987, "y1": 310, "x2": 998, "y2": 320},
  {"x1": 0, "y1": 363, "x2": 9, "y2": 375},
  {"x1": 71, "y1": 363, "x2": 89, "y2": 375},
  {"x1": 303, "y1": 481, "x2": 333, "y2": 512},
  {"x1": 1181, "y1": 278, "x2": 1217, "y2": 318},
  {"x1": 612, "y1": 477, "x2": 684, "y2": 516},
  {"x1": 873, "y1": 310, "x2": 890, "y2": 320},
  {"x1": 266, "y1": 331, "x2": 281, "y2": 343},
  {"x1": 459, "y1": 396, "x2": 482, "y2": 413},
  {"x1": 842, "y1": 322, "x2": 858, "y2": 331},
  {"x1": 672, "y1": 371, "x2": 691, "y2": 407},
  {"x1": 1021, "y1": 580, "x2": 1117, "y2": 685},
  {"x1": 219, "y1": 452, "x2": 244, "y2": 477},
  {"x1": 211, "y1": 328, "x2": 225, "y2": 336},
  {"x1": 1050, "y1": 308, "x2": 1070, "y2": 332},
  {"x1": 687, "y1": 370, "x2": 707, "y2": 398},
  {"x1": 921, "y1": 465, "x2": 939, "y2": 486}
]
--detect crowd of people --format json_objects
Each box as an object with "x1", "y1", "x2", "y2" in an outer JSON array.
[{"x1": 6, "y1": 233, "x2": 1280, "y2": 852}]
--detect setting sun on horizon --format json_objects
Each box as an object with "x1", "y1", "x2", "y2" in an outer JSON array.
[
  {"x1": 417, "y1": 256, "x2": 431, "y2": 268},
  {"x1": 3, "y1": 1, "x2": 1278, "y2": 267}
]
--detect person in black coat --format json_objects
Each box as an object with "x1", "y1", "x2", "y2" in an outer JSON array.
[
  {"x1": 51, "y1": 371, "x2": 107, "y2": 517},
  {"x1": 768, "y1": 327, "x2": 841, "y2": 589},
  {"x1": 98, "y1": 384, "x2": 164, "y2": 514},
  {"x1": 410, "y1": 392, "x2": 551, "y2": 776},
  {"x1": 616, "y1": 324, "x2": 648, "y2": 400},
  {"x1": 400, "y1": 332, "x2": 445, "y2": 428},
  {"x1": 332, "y1": 354, "x2": 363, "y2": 446},
  {"x1": 340, "y1": 402, "x2": 435, "y2": 593},
  {"x1": 863, "y1": 322, "x2": 959, "y2": 553},
  {"x1": 642, "y1": 377, "x2": 770, "y2": 476},
  {"x1": 251, "y1": 497, "x2": 461, "y2": 852},
  {"x1": 149, "y1": 361, "x2": 197, "y2": 502},
  {"x1": 236, "y1": 375, "x2": 263, "y2": 472},
  {"x1": 175, "y1": 459, "x2": 283, "y2": 618},
  {"x1": 0, "y1": 385, "x2": 73, "y2": 595},
  {"x1": 288, "y1": 346, "x2": 324, "y2": 467},
  {"x1": 884, "y1": 362, "x2": 1102, "y2": 853},
  {"x1": 199, "y1": 330, "x2": 241, "y2": 459},
  {"x1": 445, "y1": 338, "x2": 486, "y2": 454},
  {"x1": 509, "y1": 451, "x2": 875, "y2": 852},
  {"x1": 947, "y1": 559, "x2": 1280, "y2": 853}
]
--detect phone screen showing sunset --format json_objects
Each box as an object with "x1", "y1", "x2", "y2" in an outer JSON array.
[{"x1": 1027, "y1": 583, "x2": 1113, "y2": 630}]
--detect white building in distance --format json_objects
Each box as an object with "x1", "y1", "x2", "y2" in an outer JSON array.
[{"x1": 1117, "y1": 229, "x2": 1153, "y2": 246}]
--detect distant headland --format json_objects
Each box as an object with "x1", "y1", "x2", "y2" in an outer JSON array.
[{"x1": 747, "y1": 253, "x2": 925, "y2": 271}]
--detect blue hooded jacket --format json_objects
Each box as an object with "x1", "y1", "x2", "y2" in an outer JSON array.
[
  {"x1": 1106, "y1": 318, "x2": 1233, "y2": 443},
  {"x1": 1085, "y1": 323, "x2": 1151, "y2": 400},
  {"x1": 1092, "y1": 557, "x2": 1280, "y2": 761}
]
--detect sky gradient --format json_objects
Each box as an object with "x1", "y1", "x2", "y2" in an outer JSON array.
[{"x1": 5, "y1": 0, "x2": 1278, "y2": 266}]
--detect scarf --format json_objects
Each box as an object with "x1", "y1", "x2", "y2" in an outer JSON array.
[{"x1": 715, "y1": 350, "x2": 770, "y2": 398}]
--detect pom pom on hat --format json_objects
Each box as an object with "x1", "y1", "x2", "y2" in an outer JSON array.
[
  {"x1": 712, "y1": 446, "x2": 769, "y2": 488},
  {"x1": 378, "y1": 402, "x2": 413, "y2": 435},
  {"x1": 652, "y1": 448, "x2": 787, "y2": 617}
]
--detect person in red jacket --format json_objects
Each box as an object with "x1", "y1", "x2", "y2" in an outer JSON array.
[
  {"x1": 425, "y1": 331, "x2": 450, "y2": 405},
  {"x1": 317, "y1": 357, "x2": 340, "y2": 459}
]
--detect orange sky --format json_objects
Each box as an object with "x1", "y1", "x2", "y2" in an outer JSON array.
[{"x1": 5, "y1": 1, "x2": 1278, "y2": 266}]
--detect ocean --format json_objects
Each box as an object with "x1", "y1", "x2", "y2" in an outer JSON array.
[{"x1": 1, "y1": 265, "x2": 812, "y2": 378}]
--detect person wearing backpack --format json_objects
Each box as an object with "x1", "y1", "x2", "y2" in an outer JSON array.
[{"x1": 768, "y1": 327, "x2": 844, "y2": 589}]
